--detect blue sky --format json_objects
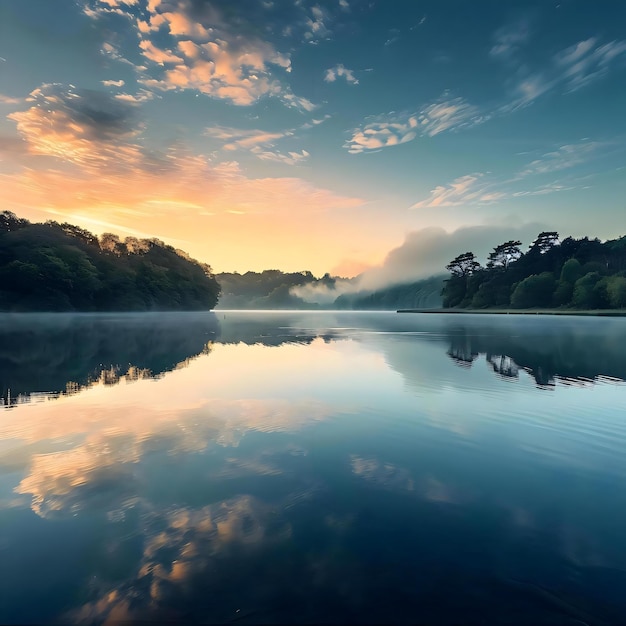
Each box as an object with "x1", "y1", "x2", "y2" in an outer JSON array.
[{"x1": 1, "y1": 0, "x2": 625, "y2": 276}]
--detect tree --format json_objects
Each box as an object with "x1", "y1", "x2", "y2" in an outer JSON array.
[
  {"x1": 487, "y1": 240, "x2": 522, "y2": 269},
  {"x1": 606, "y1": 276, "x2": 626, "y2": 308},
  {"x1": 99, "y1": 233, "x2": 124, "y2": 255},
  {"x1": 572, "y1": 272, "x2": 604, "y2": 309},
  {"x1": 446, "y1": 252, "x2": 481, "y2": 277},
  {"x1": 510, "y1": 272, "x2": 555, "y2": 308},
  {"x1": 560, "y1": 258, "x2": 583, "y2": 284},
  {"x1": 0, "y1": 211, "x2": 28, "y2": 233},
  {"x1": 529, "y1": 231, "x2": 559, "y2": 254},
  {"x1": 0, "y1": 214, "x2": 220, "y2": 312}
]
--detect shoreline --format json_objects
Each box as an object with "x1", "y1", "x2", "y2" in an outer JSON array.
[{"x1": 397, "y1": 308, "x2": 626, "y2": 317}]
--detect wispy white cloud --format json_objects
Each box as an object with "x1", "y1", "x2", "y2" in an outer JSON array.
[
  {"x1": 282, "y1": 92, "x2": 317, "y2": 112},
  {"x1": 114, "y1": 90, "x2": 155, "y2": 103},
  {"x1": 490, "y1": 21, "x2": 530, "y2": 59},
  {"x1": 256, "y1": 149, "x2": 309, "y2": 165},
  {"x1": 301, "y1": 114, "x2": 332, "y2": 129},
  {"x1": 418, "y1": 96, "x2": 485, "y2": 136},
  {"x1": 510, "y1": 182, "x2": 576, "y2": 197},
  {"x1": 494, "y1": 29, "x2": 626, "y2": 110},
  {"x1": 503, "y1": 74, "x2": 554, "y2": 111},
  {"x1": 204, "y1": 125, "x2": 309, "y2": 165},
  {"x1": 345, "y1": 94, "x2": 484, "y2": 154},
  {"x1": 324, "y1": 64, "x2": 358, "y2": 84},
  {"x1": 410, "y1": 174, "x2": 495, "y2": 209},
  {"x1": 205, "y1": 126, "x2": 290, "y2": 150},
  {"x1": 555, "y1": 38, "x2": 626, "y2": 92},
  {"x1": 518, "y1": 141, "x2": 606, "y2": 177},
  {"x1": 304, "y1": 5, "x2": 331, "y2": 43},
  {"x1": 101, "y1": 79, "x2": 125, "y2": 87},
  {"x1": 410, "y1": 165, "x2": 587, "y2": 210},
  {"x1": 383, "y1": 28, "x2": 401, "y2": 47}
]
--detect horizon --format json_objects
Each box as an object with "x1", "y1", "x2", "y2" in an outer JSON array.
[{"x1": 1, "y1": 1, "x2": 626, "y2": 278}]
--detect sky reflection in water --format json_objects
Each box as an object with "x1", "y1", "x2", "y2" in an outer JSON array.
[{"x1": 1, "y1": 311, "x2": 626, "y2": 623}]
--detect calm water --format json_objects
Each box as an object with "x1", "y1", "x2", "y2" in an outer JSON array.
[{"x1": 2, "y1": 311, "x2": 626, "y2": 624}]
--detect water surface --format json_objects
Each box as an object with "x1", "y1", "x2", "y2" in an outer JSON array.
[{"x1": 2, "y1": 311, "x2": 626, "y2": 623}]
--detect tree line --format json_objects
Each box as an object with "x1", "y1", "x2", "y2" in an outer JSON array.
[
  {"x1": 0, "y1": 211, "x2": 220, "y2": 311},
  {"x1": 443, "y1": 231, "x2": 626, "y2": 309}
]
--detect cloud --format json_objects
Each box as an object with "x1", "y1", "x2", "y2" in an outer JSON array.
[
  {"x1": 304, "y1": 4, "x2": 331, "y2": 42},
  {"x1": 101, "y1": 79, "x2": 126, "y2": 87},
  {"x1": 418, "y1": 96, "x2": 485, "y2": 136},
  {"x1": 205, "y1": 126, "x2": 290, "y2": 151},
  {"x1": 411, "y1": 168, "x2": 584, "y2": 211},
  {"x1": 0, "y1": 94, "x2": 23, "y2": 105},
  {"x1": 410, "y1": 174, "x2": 494, "y2": 209},
  {"x1": 282, "y1": 91, "x2": 317, "y2": 112},
  {"x1": 90, "y1": 0, "x2": 298, "y2": 106},
  {"x1": 256, "y1": 148, "x2": 309, "y2": 165},
  {"x1": 7, "y1": 84, "x2": 143, "y2": 172},
  {"x1": 98, "y1": 0, "x2": 138, "y2": 6},
  {"x1": 293, "y1": 222, "x2": 550, "y2": 302},
  {"x1": 510, "y1": 182, "x2": 576, "y2": 197},
  {"x1": 345, "y1": 94, "x2": 484, "y2": 154},
  {"x1": 518, "y1": 141, "x2": 605, "y2": 177},
  {"x1": 495, "y1": 32, "x2": 626, "y2": 110},
  {"x1": 356, "y1": 223, "x2": 548, "y2": 289},
  {"x1": 138, "y1": 40, "x2": 184, "y2": 64},
  {"x1": 554, "y1": 38, "x2": 626, "y2": 92},
  {"x1": 2, "y1": 82, "x2": 360, "y2": 238},
  {"x1": 490, "y1": 21, "x2": 530, "y2": 59},
  {"x1": 204, "y1": 125, "x2": 308, "y2": 165},
  {"x1": 324, "y1": 64, "x2": 358, "y2": 84},
  {"x1": 100, "y1": 41, "x2": 147, "y2": 72},
  {"x1": 84, "y1": 0, "x2": 357, "y2": 109}
]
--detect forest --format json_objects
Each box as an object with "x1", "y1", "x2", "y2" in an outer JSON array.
[
  {"x1": 216, "y1": 270, "x2": 331, "y2": 309},
  {"x1": 0, "y1": 211, "x2": 220, "y2": 311},
  {"x1": 217, "y1": 270, "x2": 444, "y2": 309},
  {"x1": 443, "y1": 231, "x2": 626, "y2": 310}
]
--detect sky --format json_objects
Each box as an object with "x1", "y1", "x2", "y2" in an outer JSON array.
[{"x1": 1, "y1": 0, "x2": 626, "y2": 277}]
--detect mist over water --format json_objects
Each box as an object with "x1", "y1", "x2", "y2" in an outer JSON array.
[
  {"x1": 2, "y1": 311, "x2": 626, "y2": 623},
  {"x1": 292, "y1": 222, "x2": 547, "y2": 302}
]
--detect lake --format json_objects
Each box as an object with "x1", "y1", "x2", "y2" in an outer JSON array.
[{"x1": 2, "y1": 311, "x2": 626, "y2": 623}]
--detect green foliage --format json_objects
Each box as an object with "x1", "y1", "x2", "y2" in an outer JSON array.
[
  {"x1": 442, "y1": 231, "x2": 626, "y2": 310},
  {"x1": 217, "y1": 269, "x2": 445, "y2": 310},
  {"x1": 552, "y1": 280, "x2": 574, "y2": 307},
  {"x1": 441, "y1": 275, "x2": 467, "y2": 308},
  {"x1": 510, "y1": 272, "x2": 555, "y2": 308},
  {"x1": 529, "y1": 231, "x2": 559, "y2": 254},
  {"x1": 606, "y1": 275, "x2": 626, "y2": 308},
  {"x1": 215, "y1": 270, "x2": 317, "y2": 309},
  {"x1": 338, "y1": 275, "x2": 444, "y2": 310},
  {"x1": 571, "y1": 272, "x2": 605, "y2": 308},
  {"x1": 560, "y1": 258, "x2": 583, "y2": 284},
  {"x1": 0, "y1": 214, "x2": 220, "y2": 311},
  {"x1": 487, "y1": 240, "x2": 522, "y2": 269},
  {"x1": 446, "y1": 252, "x2": 481, "y2": 277}
]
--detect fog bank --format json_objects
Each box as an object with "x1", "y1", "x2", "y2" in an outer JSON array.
[{"x1": 292, "y1": 222, "x2": 547, "y2": 303}]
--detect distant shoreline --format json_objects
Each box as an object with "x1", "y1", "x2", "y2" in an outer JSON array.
[{"x1": 397, "y1": 308, "x2": 626, "y2": 317}]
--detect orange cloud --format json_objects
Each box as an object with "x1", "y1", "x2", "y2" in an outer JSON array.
[
  {"x1": 1, "y1": 83, "x2": 368, "y2": 272},
  {"x1": 138, "y1": 40, "x2": 184, "y2": 64}
]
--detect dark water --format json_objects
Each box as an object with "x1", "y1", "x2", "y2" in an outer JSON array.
[{"x1": 2, "y1": 311, "x2": 626, "y2": 624}]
